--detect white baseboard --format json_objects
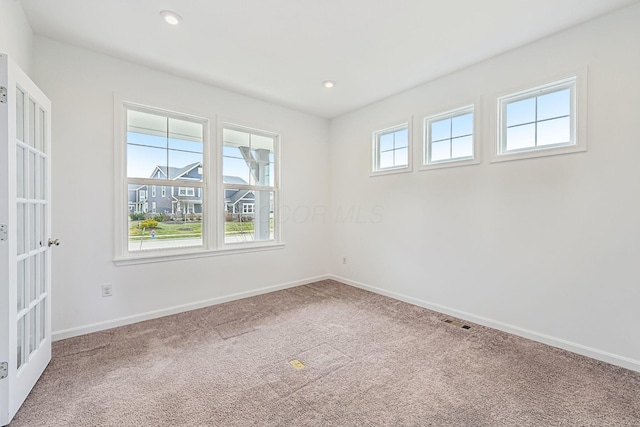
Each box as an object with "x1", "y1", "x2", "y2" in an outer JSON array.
[
  {"x1": 331, "y1": 274, "x2": 640, "y2": 373},
  {"x1": 52, "y1": 272, "x2": 640, "y2": 373},
  {"x1": 52, "y1": 274, "x2": 331, "y2": 341}
]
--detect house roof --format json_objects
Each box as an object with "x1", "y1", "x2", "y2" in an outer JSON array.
[
  {"x1": 149, "y1": 162, "x2": 249, "y2": 188},
  {"x1": 153, "y1": 162, "x2": 201, "y2": 180},
  {"x1": 223, "y1": 175, "x2": 249, "y2": 185},
  {"x1": 149, "y1": 162, "x2": 250, "y2": 187}
]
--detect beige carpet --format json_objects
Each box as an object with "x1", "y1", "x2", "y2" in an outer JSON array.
[{"x1": 10, "y1": 280, "x2": 640, "y2": 426}]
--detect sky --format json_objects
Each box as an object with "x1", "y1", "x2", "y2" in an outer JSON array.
[{"x1": 127, "y1": 132, "x2": 274, "y2": 187}]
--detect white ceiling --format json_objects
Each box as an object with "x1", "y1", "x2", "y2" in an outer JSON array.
[{"x1": 20, "y1": 0, "x2": 638, "y2": 118}]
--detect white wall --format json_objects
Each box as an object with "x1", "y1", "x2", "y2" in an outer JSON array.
[
  {"x1": 32, "y1": 37, "x2": 330, "y2": 338},
  {"x1": 26, "y1": 2, "x2": 640, "y2": 371},
  {"x1": 329, "y1": 3, "x2": 640, "y2": 371},
  {"x1": 0, "y1": 0, "x2": 33, "y2": 73}
]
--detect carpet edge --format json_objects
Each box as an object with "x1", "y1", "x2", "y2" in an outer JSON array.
[
  {"x1": 52, "y1": 274, "x2": 332, "y2": 341},
  {"x1": 330, "y1": 274, "x2": 640, "y2": 374}
]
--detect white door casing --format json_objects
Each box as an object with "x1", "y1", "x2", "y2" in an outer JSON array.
[{"x1": 0, "y1": 53, "x2": 53, "y2": 426}]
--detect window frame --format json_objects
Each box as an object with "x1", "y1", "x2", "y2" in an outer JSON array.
[
  {"x1": 219, "y1": 122, "x2": 281, "y2": 249},
  {"x1": 113, "y1": 96, "x2": 284, "y2": 266},
  {"x1": 371, "y1": 120, "x2": 412, "y2": 176},
  {"x1": 116, "y1": 101, "x2": 209, "y2": 262},
  {"x1": 421, "y1": 104, "x2": 480, "y2": 171},
  {"x1": 492, "y1": 69, "x2": 587, "y2": 163}
]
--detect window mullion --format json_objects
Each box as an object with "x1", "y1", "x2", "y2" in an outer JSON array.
[
  {"x1": 165, "y1": 116, "x2": 169, "y2": 175},
  {"x1": 534, "y1": 96, "x2": 539, "y2": 147}
]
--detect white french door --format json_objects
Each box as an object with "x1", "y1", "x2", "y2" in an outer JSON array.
[{"x1": 0, "y1": 54, "x2": 53, "y2": 426}]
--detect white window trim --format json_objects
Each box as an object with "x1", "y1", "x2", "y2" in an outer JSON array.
[
  {"x1": 113, "y1": 95, "x2": 285, "y2": 266},
  {"x1": 420, "y1": 103, "x2": 480, "y2": 171},
  {"x1": 219, "y1": 121, "x2": 281, "y2": 249},
  {"x1": 491, "y1": 68, "x2": 588, "y2": 163},
  {"x1": 371, "y1": 119, "x2": 412, "y2": 177},
  {"x1": 178, "y1": 187, "x2": 195, "y2": 197},
  {"x1": 242, "y1": 203, "x2": 255, "y2": 214}
]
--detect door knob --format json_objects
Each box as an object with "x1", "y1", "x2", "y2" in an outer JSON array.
[{"x1": 47, "y1": 238, "x2": 60, "y2": 247}]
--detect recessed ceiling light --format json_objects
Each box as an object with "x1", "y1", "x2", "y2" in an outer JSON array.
[
  {"x1": 322, "y1": 80, "x2": 336, "y2": 88},
  {"x1": 160, "y1": 10, "x2": 182, "y2": 26}
]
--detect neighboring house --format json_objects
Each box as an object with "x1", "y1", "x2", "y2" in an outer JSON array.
[
  {"x1": 223, "y1": 175, "x2": 255, "y2": 218},
  {"x1": 129, "y1": 162, "x2": 255, "y2": 217},
  {"x1": 128, "y1": 186, "x2": 148, "y2": 214},
  {"x1": 148, "y1": 162, "x2": 203, "y2": 215}
]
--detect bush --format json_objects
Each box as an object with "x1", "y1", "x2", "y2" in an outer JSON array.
[
  {"x1": 153, "y1": 214, "x2": 167, "y2": 222},
  {"x1": 130, "y1": 212, "x2": 145, "y2": 221},
  {"x1": 140, "y1": 219, "x2": 158, "y2": 229}
]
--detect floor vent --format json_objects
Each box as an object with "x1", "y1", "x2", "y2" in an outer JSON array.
[
  {"x1": 289, "y1": 359, "x2": 305, "y2": 370},
  {"x1": 444, "y1": 319, "x2": 471, "y2": 330}
]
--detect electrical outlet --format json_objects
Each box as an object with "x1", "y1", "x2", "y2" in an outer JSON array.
[
  {"x1": 102, "y1": 284, "x2": 113, "y2": 297},
  {"x1": 342, "y1": 257, "x2": 347, "y2": 264}
]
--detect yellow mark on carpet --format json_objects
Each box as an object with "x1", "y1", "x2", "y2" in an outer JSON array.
[{"x1": 289, "y1": 359, "x2": 305, "y2": 370}]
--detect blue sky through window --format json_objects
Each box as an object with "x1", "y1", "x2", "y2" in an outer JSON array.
[
  {"x1": 428, "y1": 111, "x2": 473, "y2": 162},
  {"x1": 504, "y1": 86, "x2": 571, "y2": 151},
  {"x1": 127, "y1": 132, "x2": 203, "y2": 179},
  {"x1": 378, "y1": 127, "x2": 408, "y2": 170}
]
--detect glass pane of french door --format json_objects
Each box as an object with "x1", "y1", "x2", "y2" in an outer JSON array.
[{"x1": 15, "y1": 88, "x2": 48, "y2": 373}]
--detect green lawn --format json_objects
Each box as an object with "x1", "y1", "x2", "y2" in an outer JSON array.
[
  {"x1": 129, "y1": 221, "x2": 202, "y2": 240},
  {"x1": 129, "y1": 220, "x2": 263, "y2": 240}
]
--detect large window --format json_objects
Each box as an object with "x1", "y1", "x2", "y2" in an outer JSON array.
[
  {"x1": 496, "y1": 76, "x2": 585, "y2": 160},
  {"x1": 122, "y1": 103, "x2": 205, "y2": 255},
  {"x1": 423, "y1": 105, "x2": 477, "y2": 169},
  {"x1": 222, "y1": 125, "x2": 278, "y2": 245},
  {"x1": 115, "y1": 101, "x2": 283, "y2": 264},
  {"x1": 372, "y1": 123, "x2": 410, "y2": 174}
]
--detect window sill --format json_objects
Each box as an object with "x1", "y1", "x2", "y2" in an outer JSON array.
[
  {"x1": 114, "y1": 242, "x2": 285, "y2": 266},
  {"x1": 420, "y1": 157, "x2": 480, "y2": 171},
  {"x1": 491, "y1": 143, "x2": 586, "y2": 163},
  {"x1": 370, "y1": 166, "x2": 412, "y2": 178}
]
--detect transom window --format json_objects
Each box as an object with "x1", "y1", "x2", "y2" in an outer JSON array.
[
  {"x1": 372, "y1": 123, "x2": 410, "y2": 173},
  {"x1": 499, "y1": 77, "x2": 575, "y2": 155},
  {"x1": 424, "y1": 106, "x2": 474, "y2": 166}
]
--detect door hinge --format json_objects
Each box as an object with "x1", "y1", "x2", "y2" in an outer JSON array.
[
  {"x1": 0, "y1": 362, "x2": 7, "y2": 379},
  {"x1": 0, "y1": 86, "x2": 6, "y2": 103},
  {"x1": 0, "y1": 224, "x2": 7, "y2": 241}
]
